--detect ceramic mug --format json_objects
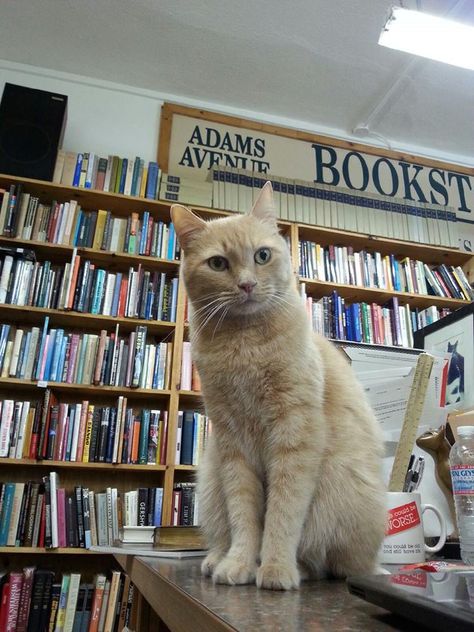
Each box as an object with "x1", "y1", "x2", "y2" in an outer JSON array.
[{"x1": 379, "y1": 491, "x2": 447, "y2": 564}]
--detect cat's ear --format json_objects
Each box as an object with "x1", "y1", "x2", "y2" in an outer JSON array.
[
  {"x1": 249, "y1": 181, "x2": 277, "y2": 224},
  {"x1": 171, "y1": 204, "x2": 206, "y2": 249}
]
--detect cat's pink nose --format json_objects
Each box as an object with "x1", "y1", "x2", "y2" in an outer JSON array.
[{"x1": 238, "y1": 281, "x2": 257, "y2": 294}]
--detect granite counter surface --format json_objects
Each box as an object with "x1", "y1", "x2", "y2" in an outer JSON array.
[{"x1": 130, "y1": 557, "x2": 428, "y2": 631}]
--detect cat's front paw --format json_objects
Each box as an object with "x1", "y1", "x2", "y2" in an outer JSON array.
[
  {"x1": 256, "y1": 562, "x2": 300, "y2": 590},
  {"x1": 212, "y1": 555, "x2": 257, "y2": 585},
  {"x1": 201, "y1": 550, "x2": 225, "y2": 577}
]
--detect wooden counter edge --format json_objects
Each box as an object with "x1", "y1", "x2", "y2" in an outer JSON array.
[{"x1": 114, "y1": 554, "x2": 237, "y2": 632}]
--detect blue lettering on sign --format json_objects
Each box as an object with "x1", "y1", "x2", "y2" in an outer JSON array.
[
  {"x1": 180, "y1": 125, "x2": 269, "y2": 171},
  {"x1": 311, "y1": 143, "x2": 473, "y2": 214}
]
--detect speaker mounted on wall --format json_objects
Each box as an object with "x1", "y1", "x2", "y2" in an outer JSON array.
[{"x1": 0, "y1": 83, "x2": 68, "y2": 181}]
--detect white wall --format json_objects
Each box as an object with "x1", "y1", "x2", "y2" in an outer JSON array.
[{"x1": 2, "y1": 59, "x2": 471, "y2": 171}]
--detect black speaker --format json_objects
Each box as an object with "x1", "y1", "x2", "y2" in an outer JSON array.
[{"x1": 0, "y1": 83, "x2": 68, "y2": 181}]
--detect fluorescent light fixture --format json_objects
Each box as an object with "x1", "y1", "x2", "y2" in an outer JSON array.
[{"x1": 379, "y1": 6, "x2": 474, "y2": 71}]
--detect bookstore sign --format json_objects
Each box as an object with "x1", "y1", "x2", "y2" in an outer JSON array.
[{"x1": 159, "y1": 104, "x2": 474, "y2": 250}]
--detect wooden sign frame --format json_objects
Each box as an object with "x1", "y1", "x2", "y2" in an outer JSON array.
[{"x1": 157, "y1": 102, "x2": 474, "y2": 177}]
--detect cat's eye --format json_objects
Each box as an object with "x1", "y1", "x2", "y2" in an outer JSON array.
[
  {"x1": 254, "y1": 248, "x2": 272, "y2": 265},
  {"x1": 208, "y1": 256, "x2": 229, "y2": 271}
]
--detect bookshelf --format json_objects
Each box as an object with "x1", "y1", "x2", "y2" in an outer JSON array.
[{"x1": 0, "y1": 172, "x2": 472, "y2": 565}]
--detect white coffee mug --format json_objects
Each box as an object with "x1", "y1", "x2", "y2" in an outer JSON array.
[{"x1": 379, "y1": 492, "x2": 447, "y2": 564}]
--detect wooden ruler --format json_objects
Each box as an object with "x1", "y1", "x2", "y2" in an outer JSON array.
[{"x1": 388, "y1": 353, "x2": 435, "y2": 492}]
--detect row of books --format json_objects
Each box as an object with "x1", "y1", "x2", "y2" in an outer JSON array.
[
  {"x1": 208, "y1": 166, "x2": 459, "y2": 248},
  {"x1": 0, "y1": 320, "x2": 172, "y2": 390},
  {"x1": 298, "y1": 241, "x2": 474, "y2": 300},
  {"x1": 180, "y1": 341, "x2": 201, "y2": 391},
  {"x1": 172, "y1": 482, "x2": 198, "y2": 526},
  {"x1": 302, "y1": 289, "x2": 451, "y2": 347},
  {"x1": 0, "y1": 394, "x2": 168, "y2": 465},
  {"x1": 0, "y1": 248, "x2": 179, "y2": 321},
  {"x1": 53, "y1": 149, "x2": 161, "y2": 199},
  {"x1": 175, "y1": 410, "x2": 211, "y2": 466},
  {"x1": 0, "y1": 183, "x2": 180, "y2": 259},
  {"x1": 0, "y1": 474, "x2": 164, "y2": 550},
  {"x1": 0, "y1": 568, "x2": 137, "y2": 632}
]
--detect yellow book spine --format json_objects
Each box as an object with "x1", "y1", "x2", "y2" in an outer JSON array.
[
  {"x1": 140, "y1": 166, "x2": 148, "y2": 198},
  {"x1": 82, "y1": 404, "x2": 95, "y2": 462},
  {"x1": 92, "y1": 209, "x2": 108, "y2": 250}
]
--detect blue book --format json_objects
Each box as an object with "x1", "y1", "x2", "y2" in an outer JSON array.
[
  {"x1": 110, "y1": 271, "x2": 122, "y2": 317},
  {"x1": 139, "y1": 211, "x2": 149, "y2": 255},
  {"x1": 49, "y1": 329, "x2": 64, "y2": 382},
  {"x1": 180, "y1": 411, "x2": 195, "y2": 465},
  {"x1": 191, "y1": 413, "x2": 200, "y2": 465},
  {"x1": 167, "y1": 223, "x2": 176, "y2": 260},
  {"x1": 65, "y1": 406, "x2": 75, "y2": 461},
  {"x1": 0, "y1": 324, "x2": 11, "y2": 370},
  {"x1": 170, "y1": 278, "x2": 179, "y2": 322},
  {"x1": 91, "y1": 269, "x2": 106, "y2": 314},
  {"x1": 153, "y1": 488, "x2": 163, "y2": 526},
  {"x1": 35, "y1": 317, "x2": 50, "y2": 380},
  {"x1": 43, "y1": 329, "x2": 57, "y2": 381},
  {"x1": 146, "y1": 162, "x2": 159, "y2": 200},
  {"x1": 72, "y1": 209, "x2": 84, "y2": 246},
  {"x1": 17, "y1": 330, "x2": 31, "y2": 379},
  {"x1": 119, "y1": 158, "x2": 128, "y2": 194},
  {"x1": 151, "y1": 344, "x2": 161, "y2": 390},
  {"x1": 130, "y1": 156, "x2": 141, "y2": 197},
  {"x1": 57, "y1": 335, "x2": 68, "y2": 382},
  {"x1": 144, "y1": 290, "x2": 154, "y2": 321},
  {"x1": 72, "y1": 153, "x2": 83, "y2": 187},
  {"x1": 0, "y1": 483, "x2": 15, "y2": 545}
]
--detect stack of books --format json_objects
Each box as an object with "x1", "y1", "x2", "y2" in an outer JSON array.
[
  {"x1": 0, "y1": 395, "x2": 168, "y2": 465},
  {"x1": 299, "y1": 241, "x2": 474, "y2": 300},
  {"x1": 175, "y1": 410, "x2": 211, "y2": 467},
  {"x1": 53, "y1": 150, "x2": 161, "y2": 199},
  {"x1": 0, "y1": 568, "x2": 137, "y2": 632},
  {"x1": 208, "y1": 166, "x2": 459, "y2": 248},
  {"x1": 0, "y1": 320, "x2": 173, "y2": 390},
  {"x1": 0, "y1": 473, "x2": 164, "y2": 549}
]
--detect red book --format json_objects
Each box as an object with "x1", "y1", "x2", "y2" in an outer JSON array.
[
  {"x1": 66, "y1": 333, "x2": 80, "y2": 383},
  {"x1": 56, "y1": 489, "x2": 67, "y2": 548},
  {"x1": 16, "y1": 567, "x2": 35, "y2": 632},
  {"x1": 75, "y1": 401, "x2": 89, "y2": 462},
  {"x1": 53, "y1": 403, "x2": 67, "y2": 461},
  {"x1": 47, "y1": 202, "x2": 60, "y2": 243},
  {"x1": 88, "y1": 574, "x2": 107, "y2": 632},
  {"x1": 66, "y1": 252, "x2": 81, "y2": 310},
  {"x1": 130, "y1": 419, "x2": 141, "y2": 464},
  {"x1": 6, "y1": 572, "x2": 23, "y2": 632},
  {"x1": 145, "y1": 216, "x2": 154, "y2": 256},
  {"x1": 28, "y1": 405, "x2": 43, "y2": 460},
  {"x1": 0, "y1": 583, "x2": 10, "y2": 632},
  {"x1": 117, "y1": 277, "x2": 128, "y2": 318}
]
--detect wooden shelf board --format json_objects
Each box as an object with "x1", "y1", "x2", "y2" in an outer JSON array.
[
  {"x1": 0, "y1": 377, "x2": 172, "y2": 399},
  {"x1": 0, "y1": 303, "x2": 176, "y2": 336},
  {"x1": 0, "y1": 457, "x2": 166, "y2": 471},
  {"x1": 0, "y1": 546, "x2": 112, "y2": 554},
  {"x1": 173, "y1": 465, "x2": 197, "y2": 471},
  {"x1": 0, "y1": 235, "x2": 180, "y2": 271},
  {"x1": 301, "y1": 278, "x2": 469, "y2": 309},
  {"x1": 0, "y1": 174, "x2": 173, "y2": 220},
  {"x1": 297, "y1": 225, "x2": 470, "y2": 266}
]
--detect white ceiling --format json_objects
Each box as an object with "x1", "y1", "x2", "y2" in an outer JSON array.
[{"x1": 1, "y1": 0, "x2": 474, "y2": 166}]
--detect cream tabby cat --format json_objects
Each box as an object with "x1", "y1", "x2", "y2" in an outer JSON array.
[{"x1": 171, "y1": 183, "x2": 385, "y2": 591}]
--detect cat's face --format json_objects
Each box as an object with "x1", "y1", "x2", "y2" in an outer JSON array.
[{"x1": 171, "y1": 183, "x2": 294, "y2": 321}]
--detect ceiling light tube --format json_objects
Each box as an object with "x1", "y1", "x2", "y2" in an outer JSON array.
[{"x1": 379, "y1": 6, "x2": 474, "y2": 71}]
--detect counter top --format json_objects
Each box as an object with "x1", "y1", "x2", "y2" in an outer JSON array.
[{"x1": 115, "y1": 555, "x2": 429, "y2": 631}]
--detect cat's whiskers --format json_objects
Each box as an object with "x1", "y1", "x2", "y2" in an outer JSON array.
[{"x1": 191, "y1": 298, "x2": 234, "y2": 341}]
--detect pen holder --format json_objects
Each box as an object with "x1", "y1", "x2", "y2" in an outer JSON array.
[{"x1": 379, "y1": 492, "x2": 447, "y2": 564}]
